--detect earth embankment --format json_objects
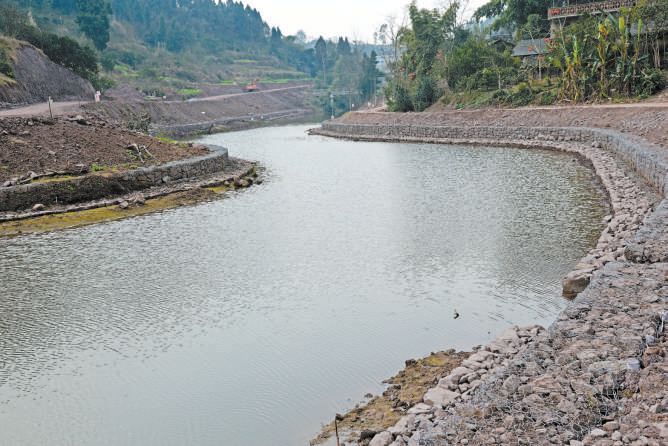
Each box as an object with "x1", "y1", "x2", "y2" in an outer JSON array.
[
  {"x1": 0, "y1": 40, "x2": 94, "y2": 107},
  {"x1": 87, "y1": 83, "x2": 317, "y2": 137}
]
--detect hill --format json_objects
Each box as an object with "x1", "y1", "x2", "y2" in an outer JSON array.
[
  {"x1": 1, "y1": 0, "x2": 315, "y2": 98},
  {"x1": 0, "y1": 37, "x2": 93, "y2": 107}
]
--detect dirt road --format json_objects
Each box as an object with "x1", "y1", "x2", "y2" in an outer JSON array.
[
  {"x1": 0, "y1": 100, "x2": 83, "y2": 118},
  {"x1": 182, "y1": 84, "x2": 310, "y2": 103},
  {"x1": 0, "y1": 84, "x2": 312, "y2": 118}
]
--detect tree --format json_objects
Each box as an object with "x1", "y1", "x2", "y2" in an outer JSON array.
[
  {"x1": 637, "y1": 0, "x2": 668, "y2": 68},
  {"x1": 75, "y1": 0, "x2": 112, "y2": 50},
  {"x1": 359, "y1": 51, "x2": 383, "y2": 101},
  {"x1": 315, "y1": 36, "x2": 328, "y2": 84},
  {"x1": 474, "y1": 0, "x2": 551, "y2": 34}
]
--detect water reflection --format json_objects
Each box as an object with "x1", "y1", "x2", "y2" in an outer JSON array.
[{"x1": 0, "y1": 125, "x2": 606, "y2": 445}]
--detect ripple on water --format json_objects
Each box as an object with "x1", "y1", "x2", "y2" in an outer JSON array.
[{"x1": 0, "y1": 125, "x2": 607, "y2": 446}]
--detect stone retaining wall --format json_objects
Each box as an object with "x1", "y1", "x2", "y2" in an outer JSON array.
[
  {"x1": 0, "y1": 146, "x2": 229, "y2": 212},
  {"x1": 315, "y1": 120, "x2": 668, "y2": 446},
  {"x1": 151, "y1": 109, "x2": 313, "y2": 137}
]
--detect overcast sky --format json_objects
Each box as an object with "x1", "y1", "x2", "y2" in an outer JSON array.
[{"x1": 246, "y1": 0, "x2": 487, "y2": 42}]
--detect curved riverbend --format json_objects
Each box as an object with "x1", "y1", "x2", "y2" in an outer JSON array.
[
  {"x1": 0, "y1": 125, "x2": 609, "y2": 445},
  {"x1": 315, "y1": 116, "x2": 668, "y2": 445}
]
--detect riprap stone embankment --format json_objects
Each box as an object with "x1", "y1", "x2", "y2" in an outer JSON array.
[{"x1": 312, "y1": 112, "x2": 668, "y2": 445}]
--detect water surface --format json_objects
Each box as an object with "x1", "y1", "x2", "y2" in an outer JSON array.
[{"x1": 0, "y1": 125, "x2": 607, "y2": 445}]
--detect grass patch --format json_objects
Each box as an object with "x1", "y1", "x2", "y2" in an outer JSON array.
[
  {"x1": 0, "y1": 187, "x2": 231, "y2": 237},
  {"x1": 31, "y1": 175, "x2": 79, "y2": 184},
  {"x1": 176, "y1": 88, "x2": 203, "y2": 98},
  {"x1": 0, "y1": 72, "x2": 16, "y2": 87},
  {"x1": 155, "y1": 135, "x2": 179, "y2": 145}
]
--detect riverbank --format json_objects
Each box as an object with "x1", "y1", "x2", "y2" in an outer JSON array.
[
  {"x1": 311, "y1": 109, "x2": 668, "y2": 445},
  {"x1": 85, "y1": 83, "x2": 318, "y2": 138},
  {"x1": 0, "y1": 114, "x2": 261, "y2": 236}
]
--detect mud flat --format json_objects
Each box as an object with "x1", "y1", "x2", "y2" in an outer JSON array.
[{"x1": 310, "y1": 110, "x2": 668, "y2": 446}]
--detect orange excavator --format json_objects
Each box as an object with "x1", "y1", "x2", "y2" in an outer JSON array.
[{"x1": 244, "y1": 79, "x2": 260, "y2": 92}]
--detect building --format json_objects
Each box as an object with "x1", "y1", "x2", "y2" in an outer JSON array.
[{"x1": 512, "y1": 39, "x2": 550, "y2": 58}]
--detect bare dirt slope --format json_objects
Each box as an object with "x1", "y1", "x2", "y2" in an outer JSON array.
[
  {"x1": 0, "y1": 40, "x2": 94, "y2": 107},
  {"x1": 87, "y1": 83, "x2": 315, "y2": 129},
  {"x1": 0, "y1": 115, "x2": 207, "y2": 183}
]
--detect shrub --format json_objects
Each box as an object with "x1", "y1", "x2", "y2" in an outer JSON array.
[
  {"x1": 509, "y1": 82, "x2": 534, "y2": 106},
  {"x1": 0, "y1": 47, "x2": 13, "y2": 78},
  {"x1": 413, "y1": 76, "x2": 439, "y2": 111},
  {"x1": 387, "y1": 81, "x2": 414, "y2": 112},
  {"x1": 634, "y1": 68, "x2": 666, "y2": 97},
  {"x1": 536, "y1": 90, "x2": 557, "y2": 105}
]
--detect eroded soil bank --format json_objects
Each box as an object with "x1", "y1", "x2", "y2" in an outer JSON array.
[
  {"x1": 0, "y1": 115, "x2": 207, "y2": 184},
  {"x1": 312, "y1": 109, "x2": 668, "y2": 446},
  {"x1": 0, "y1": 113, "x2": 261, "y2": 235}
]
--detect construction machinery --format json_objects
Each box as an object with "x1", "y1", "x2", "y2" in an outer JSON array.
[{"x1": 244, "y1": 79, "x2": 259, "y2": 92}]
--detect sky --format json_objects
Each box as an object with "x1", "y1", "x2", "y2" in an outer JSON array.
[{"x1": 246, "y1": 0, "x2": 487, "y2": 42}]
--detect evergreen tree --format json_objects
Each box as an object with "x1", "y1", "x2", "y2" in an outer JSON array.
[{"x1": 75, "y1": 0, "x2": 112, "y2": 50}]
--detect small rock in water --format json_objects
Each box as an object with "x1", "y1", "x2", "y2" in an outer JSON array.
[
  {"x1": 119, "y1": 201, "x2": 129, "y2": 210},
  {"x1": 32, "y1": 203, "x2": 45, "y2": 212}
]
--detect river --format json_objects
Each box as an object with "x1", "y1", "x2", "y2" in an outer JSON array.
[{"x1": 0, "y1": 125, "x2": 607, "y2": 445}]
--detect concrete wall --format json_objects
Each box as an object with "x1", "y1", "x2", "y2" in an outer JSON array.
[{"x1": 0, "y1": 147, "x2": 229, "y2": 212}]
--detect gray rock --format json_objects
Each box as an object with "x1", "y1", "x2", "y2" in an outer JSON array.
[
  {"x1": 424, "y1": 387, "x2": 460, "y2": 407},
  {"x1": 590, "y1": 428, "x2": 607, "y2": 438},
  {"x1": 31, "y1": 203, "x2": 45, "y2": 211},
  {"x1": 369, "y1": 431, "x2": 393, "y2": 446},
  {"x1": 389, "y1": 415, "x2": 416, "y2": 436},
  {"x1": 562, "y1": 270, "x2": 592, "y2": 297}
]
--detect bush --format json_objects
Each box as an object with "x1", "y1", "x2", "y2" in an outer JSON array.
[
  {"x1": 387, "y1": 81, "x2": 414, "y2": 112},
  {"x1": 92, "y1": 75, "x2": 116, "y2": 91},
  {"x1": 634, "y1": 68, "x2": 666, "y2": 97},
  {"x1": 100, "y1": 52, "x2": 116, "y2": 72},
  {"x1": 509, "y1": 82, "x2": 534, "y2": 106},
  {"x1": 490, "y1": 89, "x2": 512, "y2": 105},
  {"x1": 0, "y1": 47, "x2": 13, "y2": 78},
  {"x1": 536, "y1": 90, "x2": 557, "y2": 105},
  {"x1": 413, "y1": 76, "x2": 439, "y2": 111},
  {"x1": 459, "y1": 67, "x2": 520, "y2": 92}
]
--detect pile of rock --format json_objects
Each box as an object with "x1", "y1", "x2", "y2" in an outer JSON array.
[
  {"x1": 316, "y1": 121, "x2": 667, "y2": 446},
  {"x1": 369, "y1": 263, "x2": 667, "y2": 446},
  {"x1": 369, "y1": 326, "x2": 546, "y2": 446}
]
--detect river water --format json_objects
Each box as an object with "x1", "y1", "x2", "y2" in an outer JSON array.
[{"x1": 0, "y1": 125, "x2": 607, "y2": 446}]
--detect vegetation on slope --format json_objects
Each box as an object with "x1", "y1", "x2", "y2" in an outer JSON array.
[
  {"x1": 0, "y1": 0, "x2": 381, "y2": 114},
  {"x1": 382, "y1": 0, "x2": 667, "y2": 111}
]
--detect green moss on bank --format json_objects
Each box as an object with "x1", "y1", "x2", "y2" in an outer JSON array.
[{"x1": 0, "y1": 186, "x2": 232, "y2": 237}]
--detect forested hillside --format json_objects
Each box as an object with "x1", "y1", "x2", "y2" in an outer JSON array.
[
  {"x1": 382, "y1": 0, "x2": 667, "y2": 111},
  {"x1": 0, "y1": 0, "x2": 382, "y2": 114},
  {"x1": 0, "y1": 0, "x2": 382, "y2": 116}
]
